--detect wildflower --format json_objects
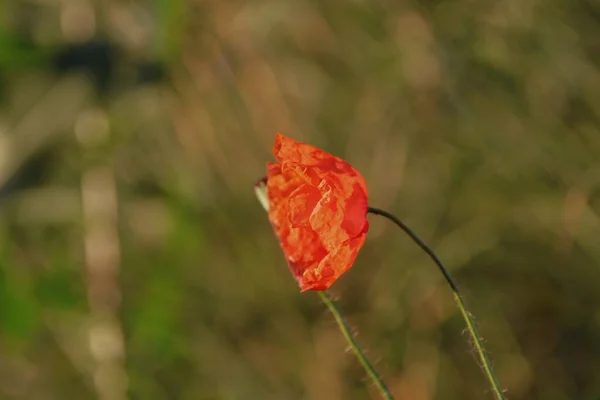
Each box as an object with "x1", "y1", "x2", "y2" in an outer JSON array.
[{"x1": 265, "y1": 133, "x2": 369, "y2": 291}]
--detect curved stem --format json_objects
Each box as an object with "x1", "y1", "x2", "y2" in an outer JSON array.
[
  {"x1": 367, "y1": 207, "x2": 505, "y2": 400},
  {"x1": 317, "y1": 291, "x2": 395, "y2": 400}
]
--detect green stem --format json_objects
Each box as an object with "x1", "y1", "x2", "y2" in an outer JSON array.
[
  {"x1": 367, "y1": 207, "x2": 505, "y2": 400},
  {"x1": 317, "y1": 291, "x2": 395, "y2": 400},
  {"x1": 254, "y1": 181, "x2": 395, "y2": 399}
]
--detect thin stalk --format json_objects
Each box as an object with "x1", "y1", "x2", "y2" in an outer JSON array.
[
  {"x1": 253, "y1": 181, "x2": 395, "y2": 399},
  {"x1": 367, "y1": 207, "x2": 505, "y2": 400},
  {"x1": 318, "y1": 291, "x2": 395, "y2": 400}
]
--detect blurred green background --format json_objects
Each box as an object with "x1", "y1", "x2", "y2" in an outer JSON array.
[{"x1": 1, "y1": 1, "x2": 600, "y2": 399}]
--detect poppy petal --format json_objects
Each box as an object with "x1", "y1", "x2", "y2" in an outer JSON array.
[{"x1": 266, "y1": 133, "x2": 369, "y2": 291}]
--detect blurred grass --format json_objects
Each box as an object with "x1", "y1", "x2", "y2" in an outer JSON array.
[{"x1": 1, "y1": 0, "x2": 600, "y2": 399}]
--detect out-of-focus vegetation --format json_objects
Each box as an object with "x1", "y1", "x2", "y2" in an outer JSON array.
[{"x1": 1, "y1": 1, "x2": 600, "y2": 399}]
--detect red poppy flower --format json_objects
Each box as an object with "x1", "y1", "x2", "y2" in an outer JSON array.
[{"x1": 266, "y1": 133, "x2": 369, "y2": 291}]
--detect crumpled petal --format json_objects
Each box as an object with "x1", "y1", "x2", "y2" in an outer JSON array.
[{"x1": 266, "y1": 133, "x2": 369, "y2": 291}]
